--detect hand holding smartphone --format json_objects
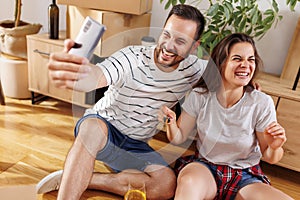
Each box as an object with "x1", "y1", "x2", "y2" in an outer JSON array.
[{"x1": 69, "y1": 16, "x2": 106, "y2": 59}]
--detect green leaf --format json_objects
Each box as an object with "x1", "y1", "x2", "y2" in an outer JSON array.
[
  {"x1": 179, "y1": 0, "x2": 186, "y2": 4},
  {"x1": 272, "y1": 0, "x2": 279, "y2": 13},
  {"x1": 218, "y1": 20, "x2": 226, "y2": 27},
  {"x1": 223, "y1": 29, "x2": 232, "y2": 36},
  {"x1": 164, "y1": 0, "x2": 173, "y2": 9},
  {"x1": 250, "y1": 6, "x2": 258, "y2": 24},
  {"x1": 204, "y1": 34, "x2": 217, "y2": 45},
  {"x1": 239, "y1": 17, "x2": 247, "y2": 32},
  {"x1": 197, "y1": 48, "x2": 204, "y2": 59},
  {"x1": 207, "y1": 4, "x2": 220, "y2": 16},
  {"x1": 290, "y1": 0, "x2": 298, "y2": 11},
  {"x1": 201, "y1": 31, "x2": 211, "y2": 41},
  {"x1": 207, "y1": 25, "x2": 219, "y2": 32},
  {"x1": 263, "y1": 15, "x2": 275, "y2": 25},
  {"x1": 246, "y1": 26, "x2": 253, "y2": 35},
  {"x1": 240, "y1": 0, "x2": 246, "y2": 9},
  {"x1": 254, "y1": 25, "x2": 264, "y2": 31},
  {"x1": 223, "y1": 5, "x2": 231, "y2": 21},
  {"x1": 224, "y1": 1, "x2": 234, "y2": 13},
  {"x1": 254, "y1": 30, "x2": 265, "y2": 38},
  {"x1": 233, "y1": 15, "x2": 243, "y2": 27},
  {"x1": 264, "y1": 9, "x2": 275, "y2": 16}
]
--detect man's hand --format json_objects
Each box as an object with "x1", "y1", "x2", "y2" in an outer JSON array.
[
  {"x1": 47, "y1": 39, "x2": 106, "y2": 92},
  {"x1": 251, "y1": 80, "x2": 261, "y2": 91}
]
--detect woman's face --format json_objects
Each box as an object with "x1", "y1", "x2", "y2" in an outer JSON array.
[{"x1": 222, "y1": 42, "x2": 256, "y2": 89}]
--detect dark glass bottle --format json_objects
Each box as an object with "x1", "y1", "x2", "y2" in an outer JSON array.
[{"x1": 48, "y1": 0, "x2": 59, "y2": 39}]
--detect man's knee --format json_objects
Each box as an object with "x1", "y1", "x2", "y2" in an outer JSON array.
[
  {"x1": 146, "y1": 166, "x2": 176, "y2": 199},
  {"x1": 76, "y1": 117, "x2": 108, "y2": 157}
]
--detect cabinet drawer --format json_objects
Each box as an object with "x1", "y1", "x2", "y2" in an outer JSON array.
[
  {"x1": 27, "y1": 38, "x2": 61, "y2": 93},
  {"x1": 276, "y1": 98, "x2": 300, "y2": 172}
]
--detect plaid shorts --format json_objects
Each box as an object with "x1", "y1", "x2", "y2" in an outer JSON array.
[{"x1": 174, "y1": 152, "x2": 270, "y2": 200}]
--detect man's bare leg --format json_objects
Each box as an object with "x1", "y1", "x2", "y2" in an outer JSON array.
[
  {"x1": 57, "y1": 117, "x2": 108, "y2": 200},
  {"x1": 57, "y1": 117, "x2": 176, "y2": 200},
  {"x1": 88, "y1": 165, "x2": 176, "y2": 200}
]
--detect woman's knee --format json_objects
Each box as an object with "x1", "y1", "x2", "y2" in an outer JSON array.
[
  {"x1": 177, "y1": 167, "x2": 203, "y2": 191},
  {"x1": 177, "y1": 162, "x2": 217, "y2": 198}
]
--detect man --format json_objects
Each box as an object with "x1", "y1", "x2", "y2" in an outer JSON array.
[{"x1": 37, "y1": 4, "x2": 207, "y2": 200}]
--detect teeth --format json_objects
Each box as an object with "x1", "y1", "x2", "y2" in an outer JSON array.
[
  {"x1": 163, "y1": 49, "x2": 175, "y2": 57},
  {"x1": 235, "y1": 72, "x2": 248, "y2": 76}
]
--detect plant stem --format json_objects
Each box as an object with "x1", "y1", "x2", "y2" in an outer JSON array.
[{"x1": 14, "y1": 0, "x2": 22, "y2": 27}]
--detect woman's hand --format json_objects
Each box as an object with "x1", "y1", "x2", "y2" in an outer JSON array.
[
  {"x1": 158, "y1": 105, "x2": 176, "y2": 125},
  {"x1": 264, "y1": 122, "x2": 287, "y2": 150}
]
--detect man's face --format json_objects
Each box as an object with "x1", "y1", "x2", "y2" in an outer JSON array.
[{"x1": 155, "y1": 15, "x2": 198, "y2": 71}]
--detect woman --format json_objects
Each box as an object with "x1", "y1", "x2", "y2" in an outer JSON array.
[{"x1": 159, "y1": 33, "x2": 293, "y2": 200}]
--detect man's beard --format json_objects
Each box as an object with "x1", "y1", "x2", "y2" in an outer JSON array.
[{"x1": 155, "y1": 47, "x2": 186, "y2": 68}]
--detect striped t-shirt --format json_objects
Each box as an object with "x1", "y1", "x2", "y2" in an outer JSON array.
[{"x1": 85, "y1": 45, "x2": 207, "y2": 141}]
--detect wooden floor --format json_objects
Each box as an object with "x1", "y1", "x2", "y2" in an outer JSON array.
[{"x1": 0, "y1": 97, "x2": 299, "y2": 199}]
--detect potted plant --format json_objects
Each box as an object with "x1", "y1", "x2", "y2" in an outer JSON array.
[
  {"x1": 0, "y1": 0, "x2": 42, "y2": 59},
  {"x1": 0, "y1": 0, "x2": 42, "y2": 99},
  {"x1": 160, "y1": 0, "x2": 299, "y2": 57}
]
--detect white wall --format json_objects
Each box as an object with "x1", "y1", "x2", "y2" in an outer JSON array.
[
  {"x1": 1, "y1": 0, "x2": 299, "y2": 75},
  {"x1": 257, "y1": 1, "x2": 300, "y2": 75},
  {"x1": 0, "y1": 0, "x2": 66, "y2": 34}
]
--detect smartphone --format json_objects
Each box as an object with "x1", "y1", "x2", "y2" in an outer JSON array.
[{"x1": 69, "y1": 16, "x2": 106, "y2": 59}]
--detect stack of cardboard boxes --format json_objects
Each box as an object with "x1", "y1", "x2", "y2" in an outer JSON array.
[{"x1": 57, "y1": 0, "x2": 153, "y2": 57}]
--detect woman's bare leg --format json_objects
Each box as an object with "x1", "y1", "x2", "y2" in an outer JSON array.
[
  {"x1": 235, "y1": 182, "x2": 294, "y2": 200},
  {"x1": 174, "y1": 162, "x2": 217, "y2": 200}
]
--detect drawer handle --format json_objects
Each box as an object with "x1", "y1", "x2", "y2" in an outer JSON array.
[{"x1": 33, "y1": 49, "x2": 50, "y2": 56}]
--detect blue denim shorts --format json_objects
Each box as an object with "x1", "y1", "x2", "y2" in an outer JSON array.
[
  {"x1": 199, "y1": 161, "x2": 263, "y2": 188},
  {"x1": 74, "y1": 114, "x2": 168, "y2": 172}
]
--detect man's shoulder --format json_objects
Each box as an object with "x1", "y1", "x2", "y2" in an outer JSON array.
[
  {"x1": 108, "y1": 45, "x2": 152, "y2": 61},
  {"x1": 180, "y1": 55, "x2": 208, "y2": 74},
  {"x1": 185, "y1": 55, "x2": 208, "y2": 66},
  {"x1": 121, "y1": 45, "x2": 154, "y2": 57}
]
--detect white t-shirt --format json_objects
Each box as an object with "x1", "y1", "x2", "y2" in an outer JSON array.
[
  {"x1": 182, "y1": 87, "x2": 277, "y2": 169},
  {"x1": 85, "y1": 45, "x2": 208, "y2": 141}
]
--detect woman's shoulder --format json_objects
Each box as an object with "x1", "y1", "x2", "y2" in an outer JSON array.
[{"x1": 246, "y1": 87, "x2": 273, "y2": 104}]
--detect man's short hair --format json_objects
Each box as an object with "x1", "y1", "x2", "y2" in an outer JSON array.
[{"x1": 165, "y1": 4, "x2": 206, "y2": 41}]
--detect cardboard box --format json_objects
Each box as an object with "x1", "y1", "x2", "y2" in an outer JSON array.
[
  {"x1": 67, "y1": 6, "x2": 151, "y2": 57},
  {"x1": 58, "y1": 0, "x2": 153, "y2": 15}
]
